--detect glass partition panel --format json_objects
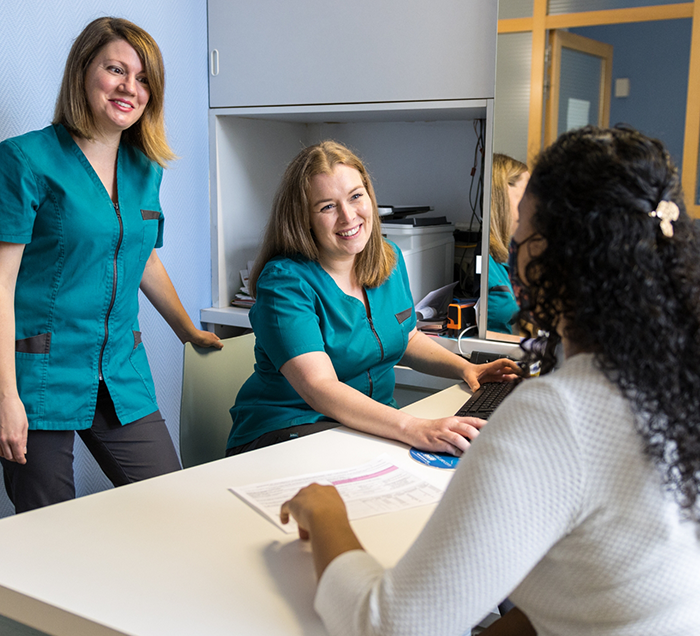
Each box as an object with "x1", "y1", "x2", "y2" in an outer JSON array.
[
  {"x1": 549, "y1": 0, "x2": 683, "y2": 12},
  {"x1": 499, "y1": 0, "x2": 534, "y2": 19},
  {"x1": 494, "y1": 32, "x2": 532, "y2": 162}
]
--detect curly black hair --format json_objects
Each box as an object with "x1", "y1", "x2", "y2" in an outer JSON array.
[{"x1": 520, "y1": 125, "x2": 700, "y2": 523}]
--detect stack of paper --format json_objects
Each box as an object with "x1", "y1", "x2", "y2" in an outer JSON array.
[{"x1": 231, "y1": 261, "x2": 255, "y2": 308}]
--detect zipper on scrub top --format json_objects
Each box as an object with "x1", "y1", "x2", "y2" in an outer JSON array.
[
  {"x1": 366, "y1": 314, "x2": 384, "y2": 399},
  {"x1": 367, "y1": 316, "x2": 385, "y2": 361},
  {"x1": 98, "y1": 201, "x2": 124, "y2": 381}
]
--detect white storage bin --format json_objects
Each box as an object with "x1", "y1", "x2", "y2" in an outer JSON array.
[{"x1": 382, "y1": 224, "x2": 455, "y2": 303}]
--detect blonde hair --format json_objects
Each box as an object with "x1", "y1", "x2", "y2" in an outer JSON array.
[
  {"x1": 490, "y1": 153, "x2": 528, "y2": 263},
  {"x1": 53, "y1": 17, "x2": 175, "y2": 167},
  {"x1": 250, "y1": 140, "x2": 396, "y2": 297}
]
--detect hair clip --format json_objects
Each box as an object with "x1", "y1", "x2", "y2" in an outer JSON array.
[{"x1": 648, "y1": 200, "x2": 679, "y2": 238}]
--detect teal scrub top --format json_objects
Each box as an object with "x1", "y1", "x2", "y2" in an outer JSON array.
[
  {"x1": 487, "y1": 255, "x2": 519, "y2": 335},
  {"x1": 227, "y1": 243, "x2": 416, "y2": 448},
  {"x1": 0, "y1": 124, "x2": 164, "y2": 430}
]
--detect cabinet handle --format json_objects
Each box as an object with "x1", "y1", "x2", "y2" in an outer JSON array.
[{"x1": 210, "y1": 49, "x2": 219, "y2": 76}]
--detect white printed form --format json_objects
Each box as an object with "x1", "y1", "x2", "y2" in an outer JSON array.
[{"x1": 230, "y1": 455, "x2": 445, "y2": 533}]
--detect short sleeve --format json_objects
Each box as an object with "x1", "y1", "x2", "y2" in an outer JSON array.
[
  {"x1": 0, "y1": 139, "x2": 40, "y2": 244},
  {"x1": 155, "y1": 218, "x2": 164, "y2": 248},
  {"x1": 251, "y1": 261, "x2": 327, "y2": 370}
]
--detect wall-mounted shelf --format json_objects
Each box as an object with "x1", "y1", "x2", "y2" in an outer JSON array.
[
  {"x1": 200, "y1": 305, "x2": 251, "y2": 329},
  {"x1": 205, "y1": 99, "x2": 494, "y2": 314}
]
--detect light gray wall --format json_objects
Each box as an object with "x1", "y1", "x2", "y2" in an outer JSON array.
[{"x1": 0, "y1": 0, "x2": 211, "y2": 518}]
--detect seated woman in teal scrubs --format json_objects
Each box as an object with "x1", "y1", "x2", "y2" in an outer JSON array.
[
  {"x1": 227, "y1": 141, "x2": 519, "y2": 457},
  {"x1": 487, "y1": 154, "x2": 529, "y2": 335},
  {"x1": 0, "y1": 18, "x2": 221, "y2": 513}
]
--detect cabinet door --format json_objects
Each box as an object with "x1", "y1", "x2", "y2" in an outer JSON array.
[{"x1": 208, "y1": 0, "x2": 496, "y2": 108}]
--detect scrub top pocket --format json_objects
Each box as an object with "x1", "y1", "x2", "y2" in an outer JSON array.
[
  {"x1": 15, "y1": 333, "x2": 52, "y2": 417},
  {"x1": 139, "y1": 210, "x2": 161, "y2": 262}
]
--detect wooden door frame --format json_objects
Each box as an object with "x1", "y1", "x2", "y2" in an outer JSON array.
[
  {"x1": 498, "y1": 1, "x2": 700, "y2": 218},
  {"x1": 682, "y1": 2, "x2": 700, "y2": 215}
]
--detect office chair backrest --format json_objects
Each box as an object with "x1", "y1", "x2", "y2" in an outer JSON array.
[{"x1": 180, "y1": 333, "x2": 256, "y2": 468}]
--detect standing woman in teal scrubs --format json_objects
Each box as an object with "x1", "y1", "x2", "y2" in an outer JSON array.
[
  {"x1": 226, "y1": 141, "x2": 519, "y2": 457},
  {"x1": 0, "y1": 17, "x2": 221, "y2": 513}
]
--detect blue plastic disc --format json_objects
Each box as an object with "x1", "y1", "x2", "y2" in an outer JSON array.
[{"x1": 409, "y1": 448, "x2": 460, "y2": 469}]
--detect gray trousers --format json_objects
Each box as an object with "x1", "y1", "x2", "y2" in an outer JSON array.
[{"x1": 1, "y1": 381, "x2": 181, "y2": 514}]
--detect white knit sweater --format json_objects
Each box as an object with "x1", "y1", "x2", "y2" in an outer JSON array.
[{"x1": 315, "y1": 354, "x2": 700, "y2": 635}]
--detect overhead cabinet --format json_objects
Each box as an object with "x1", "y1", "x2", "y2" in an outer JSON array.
[{"x1": 207, "y1": 0, "x2": 496, "y2": 108}]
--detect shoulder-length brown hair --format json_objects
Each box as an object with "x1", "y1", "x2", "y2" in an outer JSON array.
[
  {"x1": 53, "y1": 17, "x2": 175, "y2": 167},
  {"x1": 490, "y1": 153, "x2": 528, "y2": 263},
  {"x1": 249, "y1": 141, "x2": 396, "y2": 297}
]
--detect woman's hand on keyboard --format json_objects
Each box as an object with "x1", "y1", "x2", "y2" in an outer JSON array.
[
  {"x1": 462, "y1": 358, "x2": 521, "y2": 392},
  {"x1": 403, "y1": 415, "x2": 487, "y2": 456}
]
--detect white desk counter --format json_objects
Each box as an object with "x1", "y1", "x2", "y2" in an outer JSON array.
[{"x1": 0, "y1": 384, "x2": 476, "y2": 636}]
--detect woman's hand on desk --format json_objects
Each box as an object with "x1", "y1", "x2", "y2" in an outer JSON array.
[
  {"x1": 281, "y1": 483, "x2": 363, "y2": 578},
  {"x1": 462, "y1": 358, "x2": 521, "y2": 392},
  {"x1": 281, "y1": 352, "x2": 489, "y2": 456},
  {"x1": 403, "y1": 414, "x2": 486, "y2": 457},
  {"x1": 400, "y1": 329, "x2": 520, "y2": 392}
]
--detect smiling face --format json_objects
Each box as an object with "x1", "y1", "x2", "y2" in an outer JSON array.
[
  {"x1": 307, "y1": 164, "x2": 373, "y2": 270},
  {"x1": 84, "y1": 38, "x2": 150, "y2": 139}
]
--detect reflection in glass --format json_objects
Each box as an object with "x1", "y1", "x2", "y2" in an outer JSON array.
[{"x1": 487, "y1": 154, "x2": 529, "y2": 335}]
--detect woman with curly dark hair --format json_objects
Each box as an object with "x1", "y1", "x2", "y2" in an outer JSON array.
[
  {"x1": 515, "y1": 125, "x2": 700, "y2": 523},
  {"x1": 277, "y1": 126, "x2": 700, "y2": 636}
]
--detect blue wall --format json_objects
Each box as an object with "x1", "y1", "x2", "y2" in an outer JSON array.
[
  {"x1": 572, "y1": 19, "x2": 692, "y2": 171},
  {"x1": 0, "y1": 0, "x2": 211, "y2": 517}
]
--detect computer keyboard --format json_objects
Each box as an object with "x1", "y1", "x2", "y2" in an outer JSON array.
[{"x1": 455, "y1": 381, "x2": 518, "y2": 420}]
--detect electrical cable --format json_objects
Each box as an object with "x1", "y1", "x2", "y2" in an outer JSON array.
[{"x1": 457, "y1": 324, "x2": 479, "y2": 357}]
